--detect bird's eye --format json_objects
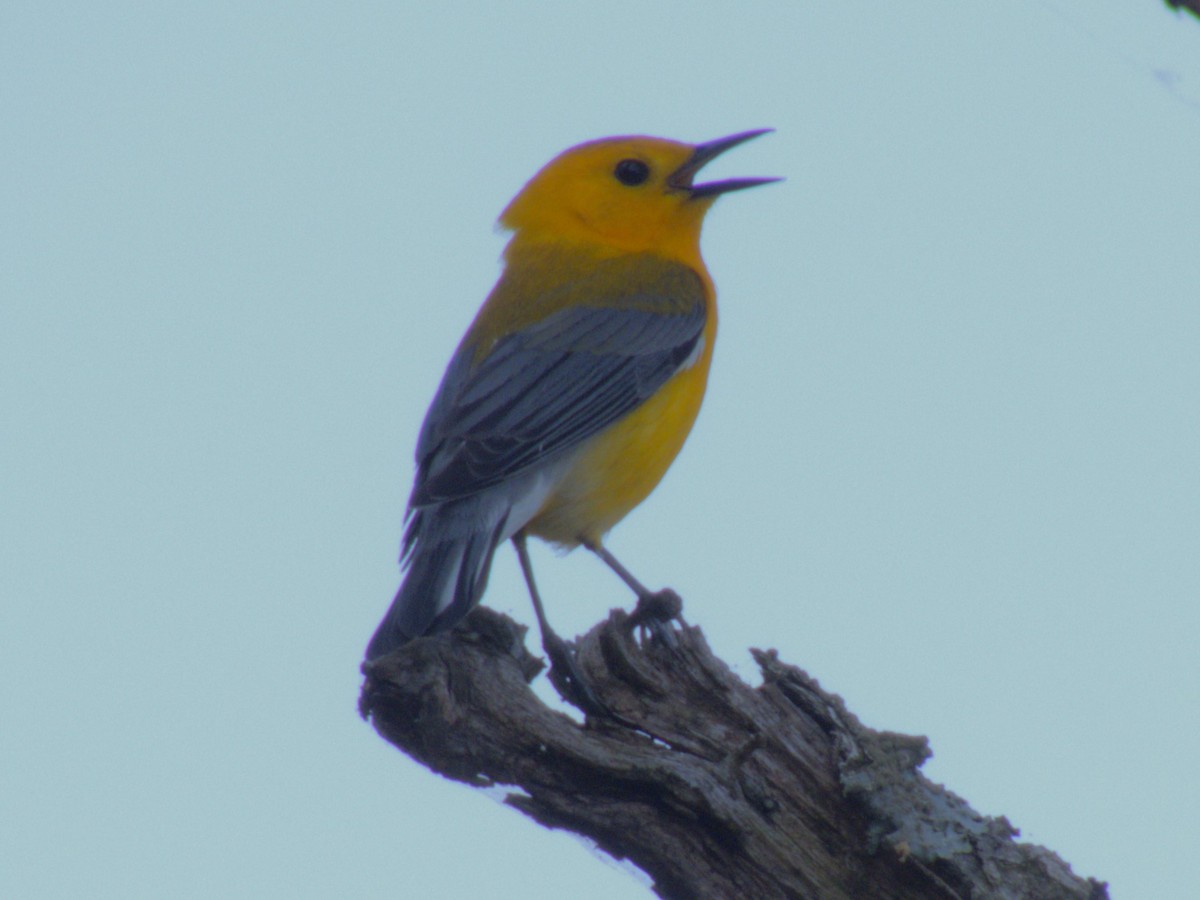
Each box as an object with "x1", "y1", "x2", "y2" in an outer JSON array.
[{"x1": 614, "y1": 159, "x2": 650, "y2": 186}]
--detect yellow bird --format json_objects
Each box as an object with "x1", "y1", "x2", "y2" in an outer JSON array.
[{"x1": 366, "y1": 130, "x2": 777, "y2": 706}]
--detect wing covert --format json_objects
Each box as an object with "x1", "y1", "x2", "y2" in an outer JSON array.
[{"x1": 409, "y1": 258, "x2": 707, "y2": 507}]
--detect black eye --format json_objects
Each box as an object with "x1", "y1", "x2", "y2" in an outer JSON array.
[{"x1": 614, "y1": 158, "x2": 650, "y2": 186}]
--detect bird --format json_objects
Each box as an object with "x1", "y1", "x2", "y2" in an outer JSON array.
[{"x1": 365, "y1": 129, "x2": 777, "y2": 709}]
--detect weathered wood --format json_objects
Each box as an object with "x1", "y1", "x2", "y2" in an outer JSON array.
[{"x1": 359, "y1": 606, "x2": 1108, "y2": 900}]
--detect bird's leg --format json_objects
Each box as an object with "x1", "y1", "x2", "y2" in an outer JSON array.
[
  {"x1": 580, "y1": 538, "x2": 685, "y2": 646},
  {"x1": 512, "y1": 532, "x2": 613, "y2": 719}
]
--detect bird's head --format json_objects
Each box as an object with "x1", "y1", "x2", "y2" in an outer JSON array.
[{"x1": 499, "y1": 130, "x2": 778, "y2": 261}]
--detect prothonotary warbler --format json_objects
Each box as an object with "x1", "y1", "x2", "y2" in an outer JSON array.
[{"x1": 365, "y1": 130, "x2": 778, "y2": 710}]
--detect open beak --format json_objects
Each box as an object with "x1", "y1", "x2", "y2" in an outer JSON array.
[{"x1": 669, "y1": 129, "x2": 781, "y2": 199}]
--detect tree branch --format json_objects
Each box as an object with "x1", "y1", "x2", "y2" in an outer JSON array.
[{"x1": 359, "y1": 606, "x2": 1108, "y2": 899}]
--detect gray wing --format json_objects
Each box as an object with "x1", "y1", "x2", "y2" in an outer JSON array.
[{"x1": 409, "y1": 299, "x2": 706, "y2": 508}]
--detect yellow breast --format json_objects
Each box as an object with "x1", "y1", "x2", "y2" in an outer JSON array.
[{"x1": 525, "y1": 317, "x2": 715, "y2": 547}]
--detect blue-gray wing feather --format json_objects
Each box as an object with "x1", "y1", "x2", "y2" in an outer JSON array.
[{"x1": 411, "y1": 296, "x2": 706, "y2": 508}]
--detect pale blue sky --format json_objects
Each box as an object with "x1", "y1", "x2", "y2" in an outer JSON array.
[{"x1": 3, "y1": 3, "x2": 1198, "y2": 898}]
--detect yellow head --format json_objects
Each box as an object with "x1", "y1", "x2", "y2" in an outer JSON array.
[{"x1": 499, "y1": 130, "x2": 777, "y2": 262}]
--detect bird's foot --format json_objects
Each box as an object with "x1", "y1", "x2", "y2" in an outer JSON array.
[
  {"x1": 627, "y1": 588, "x2": 685, "y2": 649},
  {"x1": 541, "y1": 629, "x2": 630, "y2": 724}
]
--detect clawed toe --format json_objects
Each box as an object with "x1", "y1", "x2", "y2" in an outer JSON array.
[{"x1": 628, "y1": 588, "x2": 684, "y2": 648}]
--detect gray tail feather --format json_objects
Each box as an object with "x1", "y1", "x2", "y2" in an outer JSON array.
[{"x1": 364, "y1": 519, "x2": 505, "y2": 662}]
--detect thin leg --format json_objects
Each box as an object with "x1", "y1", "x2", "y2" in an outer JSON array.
[
  {"x1": 582, "y1": 538, "x2": 654, "y2": 597},
  {"x1": 580, "y1": 537, "x2": 685, "y2": 645},
  {"x1": 513, "y1": 531, "x2": 556, "y2": 647},
  {"x1": 513, "y1": 532, "x2": 612, "y2": 719}
]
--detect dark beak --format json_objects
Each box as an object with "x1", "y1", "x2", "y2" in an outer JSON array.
[{"x1": 669, "y1": 128, "x2": 781, "y2": 199}]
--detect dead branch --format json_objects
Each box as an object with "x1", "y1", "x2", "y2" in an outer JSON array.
[{"x1": 359, "y1": 606, "x2": 1107, "y2": 900}]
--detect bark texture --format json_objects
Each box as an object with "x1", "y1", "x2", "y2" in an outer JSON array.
[{"x1": 359, "y1": 606, "x2": 1108, "y2": 900}]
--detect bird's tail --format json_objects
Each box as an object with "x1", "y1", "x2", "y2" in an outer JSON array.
[{"x1": 364, "y1": 508, "x2": 507, "y2": 662}]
